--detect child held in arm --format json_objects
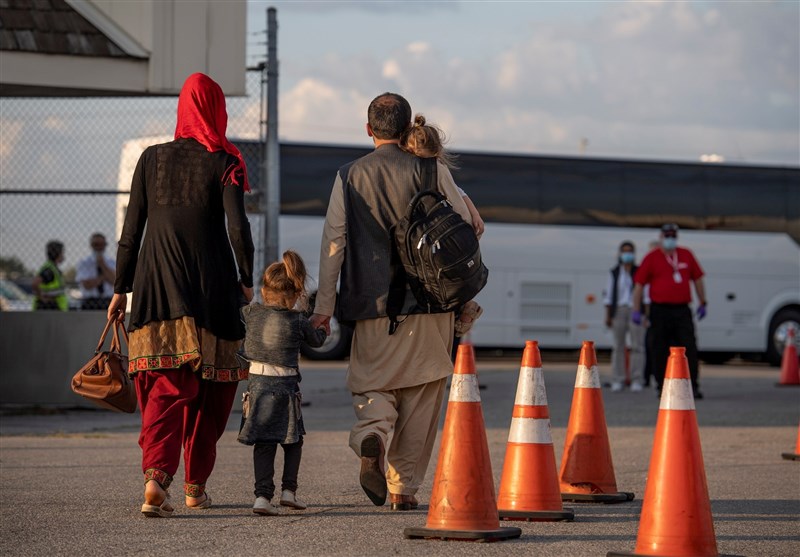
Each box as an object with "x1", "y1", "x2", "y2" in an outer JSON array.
[
  {"x1": 400, "y1": 114, "x2": 484, "y2": 338},
  {"x1": 238, "y1": 250, "x2": 327, "y2": 516}
]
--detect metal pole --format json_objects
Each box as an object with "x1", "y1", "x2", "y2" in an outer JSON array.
[
  {"x1": 257, "y1": 61, "x2": 267, "y2": 277},
  {"x1": 263, "y1": 6, "x2": 280, "y2": 265}
]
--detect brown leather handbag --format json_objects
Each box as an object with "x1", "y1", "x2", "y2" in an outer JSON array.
[{"x1": 71, "y1": 318, "x2": 137, "y2": 413}]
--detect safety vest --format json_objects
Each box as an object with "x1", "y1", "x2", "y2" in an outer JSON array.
[{"x1": 34, "y1": 260, "x2": 68, "y2": 311}]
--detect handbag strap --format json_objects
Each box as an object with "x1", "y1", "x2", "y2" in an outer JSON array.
[
  {"x1": 97, "y1": 318, "x2": 130, "y2": 354},
  {"x1": 95, "y1": 318, "x2": 115, "y2": 353}
]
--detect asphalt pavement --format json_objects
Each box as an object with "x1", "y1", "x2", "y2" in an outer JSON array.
[{"x1": 1, "y1": 356, "x2": 798, "y2": 556}]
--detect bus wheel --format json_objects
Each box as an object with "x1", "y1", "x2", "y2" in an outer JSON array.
[
  {"x1": 300, "y1": 293, "x2": 353, "y2": 360},
  {"x1": 766, "y1": 308, "x2": 800, "y2": 367}
]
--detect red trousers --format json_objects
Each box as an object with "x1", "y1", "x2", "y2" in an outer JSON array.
[{"x1": 135, "y1": 367, "x2": 238, "y2": 496}]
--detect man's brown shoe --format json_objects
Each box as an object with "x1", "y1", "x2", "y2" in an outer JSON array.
[
  {"x1": 389, "y1": 493, "x2": 419, "y2": 511},
  {"x1": 359, "y1": 433, "x2": 387, "y2": 506}
]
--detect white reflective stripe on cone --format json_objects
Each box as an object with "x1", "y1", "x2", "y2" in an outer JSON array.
[
  {"x1": 508, "y1": 417, "x2": 553, "y2": 444},
  {"x1": 659, "y1": 378, "x2": 696, "y2": 410},
  {"x1": 574, "y1": 365, "x2": 601, "y2": 388},
  {"x1": 514, "y1": 366, "x2": 548, "y2": 406},
  {"x1": 449, "y1": 374, "x2": 481, "y2": 403}
]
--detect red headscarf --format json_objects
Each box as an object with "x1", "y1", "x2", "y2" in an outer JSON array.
[{"x1": 174, "y1": 73, "x2": 250, "y2": 192}]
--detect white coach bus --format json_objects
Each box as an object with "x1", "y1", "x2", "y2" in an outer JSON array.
[{"x1": 117, "y1": 139, "x2": 800, "y2": 365}]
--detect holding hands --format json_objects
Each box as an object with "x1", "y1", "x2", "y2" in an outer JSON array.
[{"x1": 310, "y1": 314, "x2": 332, "y2": 335}]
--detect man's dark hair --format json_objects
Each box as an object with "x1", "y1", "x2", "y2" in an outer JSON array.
[
  {"x1": 46, "y1": 240, "x2": 64, "y2": 261},
  {"x1": 368, "y1": 93, "x2": 412, "y2": 140}
]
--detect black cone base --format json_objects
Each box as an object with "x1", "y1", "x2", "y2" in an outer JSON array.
[
  {"x1": 561, "y1": 491, "x2": 635, "y2": 504},
  {"x1": 403, "y1": 526, "x2": 521, "y2": 542},
  {"x1": 781, "y1": 452, "x2": 800, "y2": 461},
  {"x1": 499, "y1": 508, "x2": 575, "y2": 522}
]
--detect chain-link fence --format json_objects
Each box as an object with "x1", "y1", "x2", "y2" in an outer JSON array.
[{"x1": 0, "y1": 70, "x2": 265, "y2": 309}]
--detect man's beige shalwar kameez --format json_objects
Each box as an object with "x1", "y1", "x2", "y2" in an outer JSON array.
[{"x1": 315, "y1": 161, "x2": 471, "y2": 496}]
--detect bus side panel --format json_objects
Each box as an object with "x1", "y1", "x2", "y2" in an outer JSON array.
[
  {"x1": 574, "y1": 270, "x2": 615, "y2": 351},
  {"x1": 469, "y1": 267, "x2": 511, "y2": 347}
]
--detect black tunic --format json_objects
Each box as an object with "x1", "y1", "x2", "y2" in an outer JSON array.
[{"x1": 115, "y1": 138, "x2": 254, "y2": 340}]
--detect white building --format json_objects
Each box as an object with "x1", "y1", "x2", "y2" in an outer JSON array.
[{"x1": 0, "y1": 0, "x2": 246, "y2": 96}]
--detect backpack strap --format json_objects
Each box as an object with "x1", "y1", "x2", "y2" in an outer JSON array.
[
  {"x1": 421, "y1": 156, "x2": 437, "y2": 192},
  {"x1": 386, "y1": 239, "x2": 407, "y2": 335},
  {"x1": 387, "y1": 157, "x2": 437, "y2": 335}
]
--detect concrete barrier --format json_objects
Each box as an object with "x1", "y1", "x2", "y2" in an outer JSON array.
[
  {"x1": 0, "y1": 311, "x2": 111, "y2": 407},
  {"x1": 0, "y1": 312, "x2": 249, "y2": 409}
]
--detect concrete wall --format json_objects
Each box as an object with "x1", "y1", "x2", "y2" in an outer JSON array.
[
  {"x1": 0, "y1": 312, "x2": 248, "y2": 408},
  {"x1": 0, "y1": 312, "x2": 111, "y2": 407}
]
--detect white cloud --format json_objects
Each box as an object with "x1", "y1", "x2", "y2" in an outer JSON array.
[
  {"x1": 280, "y1": 77, "x2": 371, "y2": 144},
  {"x1": 227, "y1": 99, "x2": 261, "y2": 140},
  {"x1": 407, "y1": 41, "x2": 431, "y2": 55},
  {"x1": 275, "y1": 2, "x2": 798, "y2": 164},
  {"x1": 495, "y1": 52, "x2": 519, "y2": 91},
  {"x1": 0, "y1": 120, "x2": 24, "y2": 158},
  {"x1": 42, "y1": 116, "x2": 67, "y2": 132},
  {"x1": 382, "y1": 59, "x2": 401, "y2": 80}
]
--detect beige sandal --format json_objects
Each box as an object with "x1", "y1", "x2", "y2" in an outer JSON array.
[
  {"x1": 141, "y1": 485, "x2": 174, "y2": 518},
  {"x1": 186, "y1": 492, "x2": 212, "y2": 510},
  {"x1": 454, "y1": 301, "x2": 483, "y2": 338},
  {"x1": 141, "y1": 499, "x2": 175, "y2": 517}
]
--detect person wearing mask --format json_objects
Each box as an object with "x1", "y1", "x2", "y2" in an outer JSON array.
[
  {"x1": 632, "y1": 224, "x2": 707, "y2": 398},
  {"x1": 603, "y1": 241, "x2": 645, "y2": 392},
  {"x1": 32, "y1": 240, "x2": 68, "y2": 311},
  {"x1": 76, "y1": 233, "x2": 116, "y2": 310}
]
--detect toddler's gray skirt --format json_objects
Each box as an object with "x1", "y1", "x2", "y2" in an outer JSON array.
[{"x1": 238, "y1": 375, "x2": 305, "y2": 445}]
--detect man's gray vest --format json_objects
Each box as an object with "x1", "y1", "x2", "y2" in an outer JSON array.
[{"x1": 337, "y1": 144, "x2": 430, "y2": 322}]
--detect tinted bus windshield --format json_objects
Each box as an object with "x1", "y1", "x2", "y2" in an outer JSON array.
[{"x1": 236, "y1": 141, "x2": 799, "y2": 242}]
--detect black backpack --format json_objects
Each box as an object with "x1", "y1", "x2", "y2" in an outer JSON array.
[{"x1": 387, "y1": 158, "x2": 488, "y2": 333}]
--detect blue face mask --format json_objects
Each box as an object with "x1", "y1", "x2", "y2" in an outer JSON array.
[
  {"x1": 619, "y1": 252, "x2": 635, "y2": 264},
  {"x1": 662, "y1": 238, "x2": 678, "y2": 250}
]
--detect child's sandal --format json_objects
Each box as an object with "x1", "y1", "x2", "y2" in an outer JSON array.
[{"x1": 455, "y1": 301, "x2": 483, "y2": 337}]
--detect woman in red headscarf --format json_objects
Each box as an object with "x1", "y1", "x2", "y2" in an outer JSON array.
[{"x1": 107, "y1": 73, "x2": 254, "y2": 517}]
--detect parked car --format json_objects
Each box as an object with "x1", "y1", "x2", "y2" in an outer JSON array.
[{"x1": 0, "y1": 278, "x2": 33, "y2": 311}]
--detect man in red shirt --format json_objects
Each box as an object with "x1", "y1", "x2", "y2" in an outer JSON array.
[{"x1": 632, "y1": 223, "x2": 707, "y2": 398}]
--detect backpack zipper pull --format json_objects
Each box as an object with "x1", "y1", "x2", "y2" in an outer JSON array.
[{"x1": 417, "y1": 233, "x2": 427, "y2": 249}]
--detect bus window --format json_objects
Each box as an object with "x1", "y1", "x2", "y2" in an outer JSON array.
[
  {"x1": 706, "y1": 166, "x2": 787, "y2": 234},
  {"x1": 622, "y1": 164, "x2": 707, "y2": 229},
  {"x1": 452, "y1": 152, "x2": 538, "y2": 224},
  {"x1": 539, "y1": 159, "x2": 623, "y2": 226}
]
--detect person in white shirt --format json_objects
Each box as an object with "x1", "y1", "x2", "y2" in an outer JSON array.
[
  {"x1": 603, "y1": 240, "x2": 645, "y2": 392},
  {"x1": 75, "y1": 233, "x2": 116, "y2": 310}
]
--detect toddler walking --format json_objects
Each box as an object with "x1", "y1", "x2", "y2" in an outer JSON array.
[{"x1": 238, "y1": 250, "x2": 327, "y2": 515}]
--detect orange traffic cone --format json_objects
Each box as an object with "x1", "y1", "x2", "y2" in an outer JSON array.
[
  {"x1": 776, "y1": 326, "x2": 799, "y2": 386},
  {"x1": 560, "y1": 340, "x2": 634, "y2": 504},
  {"x1": 781, "y1": 422, "x2": 800, "y2": 461},
  {"x1": 608, "y1": 347, "x2": 741, "y2": 557},
  {"x1": 403, "y1": 343, "x2": 521, "y2": 542},
  {"x1": 497, "y1": 341, "x2": 574, "y2": 521}
]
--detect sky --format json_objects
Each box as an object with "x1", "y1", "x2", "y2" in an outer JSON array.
[
  {"x1": 246, "y1": 0, "x2": 800, "y2": 165},
  {"x1": 1, "y1": 0, "x2": 798, "y2": 275}
]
